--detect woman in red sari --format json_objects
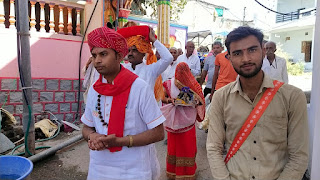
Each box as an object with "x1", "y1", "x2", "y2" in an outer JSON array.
[{"x1": 161, "y1": 62, "x2": 205, "y2": 180}]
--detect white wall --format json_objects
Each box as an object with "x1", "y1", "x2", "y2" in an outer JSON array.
[
  {"x1": 277, "y1": 0, "x2": 315, "y2": 12},
  {"x1": 270, "y1": 27, "x2": 314, "y2": 62}
]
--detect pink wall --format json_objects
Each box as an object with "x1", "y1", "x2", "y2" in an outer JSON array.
[{"x1": 0, "y1": 30, "x2": 91, "y2": 79}]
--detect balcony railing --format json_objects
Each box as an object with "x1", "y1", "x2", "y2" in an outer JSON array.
[
  {"x1": 276, "y1": 7, "x2": 316, "y2": 23},
  {"x1": 0, "y1": 0, "x2": 84, "y2": 36}
]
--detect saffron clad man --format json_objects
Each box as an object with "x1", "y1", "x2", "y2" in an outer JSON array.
[
  {"x1": 81, "y1": 27, "x2": 165, "y2": 180},
  {"x1": 206, "y1": 26, "x2": 309, "y2": 180}
]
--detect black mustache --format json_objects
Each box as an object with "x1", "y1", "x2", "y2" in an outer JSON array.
[{"x1": 240, "y1": 63, "x2": 255, "y2": 68}]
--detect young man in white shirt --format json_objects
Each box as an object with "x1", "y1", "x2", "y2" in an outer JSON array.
[
  {"x1": 177, "y1": 41, "x2": 201, "y2": 77},
  {"x1": 82, "y1": 27, "x2": 165, "y2": 180},
  {"x1": 262, "y1": 41, "x2": 288, "y2": 83}
]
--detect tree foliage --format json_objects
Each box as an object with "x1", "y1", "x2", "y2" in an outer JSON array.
[{"x1": 131, "y1": 0, "x2": 188, "y2": 21}]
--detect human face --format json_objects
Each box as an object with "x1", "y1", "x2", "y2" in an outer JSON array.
[
  {"x1": 265, "y1": 42, "x2": 276, "y2": 57},
  {"x1": 186, "y1": 42, "x2": 195, "y2": 56},
  {"x1": 91, "y1": 47, "x2": 120, "y2": 76},
  {"x1": 212, "y1": 45, "x2": 223, "y2": 56},
  {"x1": 170, "y1": 49, "x2": 179, "y2": 61},
  {"x1": 127, "y1": 45, "x2": 145, "y2": 65},
  {"x1": 229, "y1": 35, "x2": 265, "y2": 78}
]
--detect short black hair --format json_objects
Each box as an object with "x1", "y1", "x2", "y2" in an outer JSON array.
[
  {"x1": 225, "y1": 26, "x2": 264, "y2": 54},
  {"x1": 212, "y1": 41, "x2": 223, "y2": 48}
]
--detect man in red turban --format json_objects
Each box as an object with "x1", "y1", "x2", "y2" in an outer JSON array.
[{"x1": 81, "y1": 26, "x2": 166, "y2": 180}]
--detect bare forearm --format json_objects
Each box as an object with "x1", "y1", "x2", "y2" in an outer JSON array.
[
  {"x1": 200, "y1": 71, "x2": 208, "y2": 85},
  {"x1": 211, "y1": 66, "x2": 220, "y2": 93},
  {"x1": 130, "y1": 124, "x2": 164, "y2": 147},
  {"x1": 211, "y1": 73, "x2": 218, "y2": 93},
  {"x1": 82, "y1": 124, "x2": 96, "y2": 141}
]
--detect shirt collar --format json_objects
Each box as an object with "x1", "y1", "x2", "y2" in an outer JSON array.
[{"x1": 230, "y1": 72, "x2": 274, "y2": 94}]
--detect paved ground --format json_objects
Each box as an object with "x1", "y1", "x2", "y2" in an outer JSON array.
[
  {"x1": 28, "y1": 126, "x2": 213, "y2": 180},
  {"x1": 25, "y1": 73, "x2": 314, "y2": 179}
]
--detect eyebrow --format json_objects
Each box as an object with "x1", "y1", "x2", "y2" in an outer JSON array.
[
  {"x1": 91, "y1": 50, "x2": 108, "y2": 55},
  {"x1": 231, "y1": 45, "x2": 259, "y2": 54}
]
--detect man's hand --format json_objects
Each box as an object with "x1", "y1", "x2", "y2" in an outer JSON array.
[
  {"x1": 149, "y1": 27, "x2": 157, "y2": 43},
  {"x1": 88, "y1": 133, "x2": 108, "y2": 151}
]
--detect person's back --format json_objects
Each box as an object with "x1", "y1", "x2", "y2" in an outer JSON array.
[{"x1": 215, "y1": 51, "x2": 238, "y2": 90}]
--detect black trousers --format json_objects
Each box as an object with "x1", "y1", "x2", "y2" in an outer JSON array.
[{"x1": 203, "y1": 87, "x2": 212, "y2": 97}]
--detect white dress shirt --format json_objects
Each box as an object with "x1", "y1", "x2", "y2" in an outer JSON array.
[
  {"x1": 177, "y1": 54, "x2": 201, "y2": 77},
  {"x1": 161, "y1": 60, "x2": 179, "y2": 82},
  {"x1": 262, "y1": 56, "x2": 288, "y2": 83},
  {"x1": 81, "y1": 77, "x2": 166, "y2": 180},
  {"x1": 123, "y1": 40, "x2": 173, "y2": 92}
]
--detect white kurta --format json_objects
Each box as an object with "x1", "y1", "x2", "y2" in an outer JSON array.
[
  {"x1": 123, "y1": 40, "x2": 173, "y2": 92},
  {"x1": 161, "y1": 60, "x2": 179, "y2": 82},
  {"x1": 262, "y1": 56, "x2": 288, "y2": 83},
  {"x1": 177, "y1": 54, "x2": 201, "y2": 77},
  {"x1": 81, "y1": 77, "x2": 166, "y2": 180}
]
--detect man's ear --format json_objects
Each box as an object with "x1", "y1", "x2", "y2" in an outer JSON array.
[
  {"x1": 274, "y1": 48, "x2": 277, "y2": 52},
  {"x1": 116, "y1": 52, "x2": 123, "y2": 62}
]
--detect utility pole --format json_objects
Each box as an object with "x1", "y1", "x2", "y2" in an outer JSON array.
[
  {"x1": 17, "y1": 0, "x2": 35, "y2": 156},
  {"x1": 243, "y1": 7, "x2": 246, "y2": 25}
]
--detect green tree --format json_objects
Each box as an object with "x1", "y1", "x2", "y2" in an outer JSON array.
[{"x1": 131, "y1": 0, "x2": 188, "y2": 21}]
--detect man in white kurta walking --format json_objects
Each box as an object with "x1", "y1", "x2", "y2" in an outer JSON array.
[
  {"x1": 262, "y1": 41, "x2": 288, "y2": 83},
  {"x1": 177, "y1": 41, "x2": 201, "y2": 77},
  {"x1": 81, "y1": 27, "x2": 165, "y2": 180}
]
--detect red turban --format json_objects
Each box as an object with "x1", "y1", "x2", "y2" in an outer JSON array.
[{"x1": 88, "y1": 27, "x2": 128, "y2": 58}]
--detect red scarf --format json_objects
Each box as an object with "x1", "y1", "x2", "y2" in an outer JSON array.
[{"x1": 93, "y1": 66, "x2": 138, "y2": 152}]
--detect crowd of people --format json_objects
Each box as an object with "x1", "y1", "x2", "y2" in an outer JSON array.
[{"x1": 81, "y1": 23, "x2": 309, "y2": 180}]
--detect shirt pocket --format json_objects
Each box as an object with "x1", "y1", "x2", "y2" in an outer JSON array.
[
  {"x1": 262, "y1": 115, "x2": 287, "y2": 144},
  {"x1": 124, "y1": 108, "x2": 136, "y2": 131}
]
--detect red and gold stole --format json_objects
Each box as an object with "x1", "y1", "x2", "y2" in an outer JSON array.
[
  {"x1": 225, "y1": 80, "x2": 284, "y2": 164},
  {"x1": 93, "y1": 66, "x2": 138, "y2": 152}
]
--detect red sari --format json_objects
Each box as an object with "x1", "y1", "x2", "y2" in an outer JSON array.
[{"x1": 161, "y1": 62, "x2": 205, "y2": 180}]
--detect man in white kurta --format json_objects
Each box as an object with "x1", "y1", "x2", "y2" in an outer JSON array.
[
  {"x1": 176, "y1": 41, "x2": 201, "y2": 77},
  {"x1": 82, "y1": 26, "x2": 166, "y2": 180},
  {"x1": 123, "y1": 39, "x2": 173, "y2": 91},
  {"x1": 162, "y1": 47, "x2": 180, "y2": 82},
  {"x1": 82, "y1": 78, "x2": 165, "y2": 180},
  {"x1": 262, "y1": 41, "x2": 289, "y2": 83}
]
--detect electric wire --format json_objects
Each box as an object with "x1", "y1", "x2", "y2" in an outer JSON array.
[
  {"x1": 254, "y1": 0, "x2": 316, "y2": 16},
  {"x1": 74, "y1": 0, "x2": 100, "y2": 124}
]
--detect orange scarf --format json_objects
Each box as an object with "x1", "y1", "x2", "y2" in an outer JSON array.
[{"x1": 126, "y1": 35, "x2": 165, "y2": 101}]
